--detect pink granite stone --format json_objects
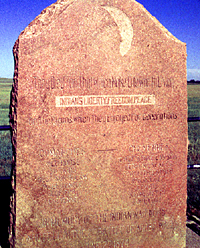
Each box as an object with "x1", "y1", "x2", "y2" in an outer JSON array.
[{"x1": 10, "y1": 0, "x2": 187, "y2": 247}]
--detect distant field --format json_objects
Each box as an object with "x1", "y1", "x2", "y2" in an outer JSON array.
[
  {"x1": 0, "y1": 78, "x2": 12, "y2": 126},
  {"x1": 0, "y1": 78, "x2": 12, "y2": 176},
  {"x1": 187, "y1": 84, "x2": 200, "y2": 165},
  {"x1": 188, "y1": 84, "x2": 200, "y2": 117},
  {"x1": 187, "y1": 84, "x2": 200, "y2": 212},
  {"x1": 188, "y1": 168, "x2": 200, "y2": 210}
]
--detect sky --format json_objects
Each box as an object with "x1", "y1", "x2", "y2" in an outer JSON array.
[{"x1": 0, "y1": 0, "x2": 200, "y2": 80}]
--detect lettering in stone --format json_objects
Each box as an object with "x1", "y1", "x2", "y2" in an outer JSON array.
[
  {"x1": 39, "y1": 147, "x2": 85, "y2": 158},
  {"x1": 129, "y1": 143, "x2": 165, "y2": 153},
  {"x1": 119, "y1": 153, "x2": 177, "y2": 166},
  {"x1": 41, "y1": 209, "x2": 166, "y2": 228},
  {"x1": 143, "y1": 113, "x2": 177, "y2": 120},
  {"x1": 56, "y1": 95, "x2": 155, "y2": 107},
  {"x1": 32, "y1": 76, "x2": 176, "y2": 90},
  {"x1": 28, "y1": 112, "x2": 178, "y2": 126}
]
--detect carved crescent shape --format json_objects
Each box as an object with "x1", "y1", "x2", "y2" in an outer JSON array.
[{"x1": 102, "y1": 6, "x2": 133, "y2": 56}]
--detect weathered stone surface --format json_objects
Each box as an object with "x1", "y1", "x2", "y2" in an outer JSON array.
[{"x1": 10, "y1": 0, "x2": 187, "y2": 247}]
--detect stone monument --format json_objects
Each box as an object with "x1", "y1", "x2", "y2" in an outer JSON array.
[{"x1": 9, "y1": 0, "x2": 187, "y2": 247}]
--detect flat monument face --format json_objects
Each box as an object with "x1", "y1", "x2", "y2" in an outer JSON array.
[{"x1": 11, "y1": 0, "x2": 187, "y2": 247}]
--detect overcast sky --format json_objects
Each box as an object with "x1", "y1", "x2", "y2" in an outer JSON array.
[{"x1": 0, "y1": 0, "x2": 200, "y2": 80}]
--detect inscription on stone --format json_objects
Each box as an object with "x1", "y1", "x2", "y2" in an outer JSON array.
[
  {"x1": 56, "y1": 94, "x2": 155, "y2": 107},
  {"x1": 10, "y1": 0, "x2": 187, "y2": 247}
]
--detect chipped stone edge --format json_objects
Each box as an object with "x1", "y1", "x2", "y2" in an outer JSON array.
[
  {"x1": 9, "y1": 39, "x2": 19, "y2": 248},
  {"x1": 21, "y1": 0, "x2": 74, "y2": 39}
]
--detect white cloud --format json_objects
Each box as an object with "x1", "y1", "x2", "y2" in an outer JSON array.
[{"x1": 187, "y1": 69, "x2": 200, "y2": 81}]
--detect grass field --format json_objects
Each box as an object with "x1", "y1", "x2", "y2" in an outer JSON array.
[
  {"x1": 0, "y1": 78, "x2": 12, "y2": 126},
  {"x1": 0, "y1": 79, "x2": 200, "y2": 211},
  {"x1": 0, "y1": 78, "x2": 12, "y2": 176},
  {"x1": 188, "y1": 168, "x2": 200, "y2": 210},
  {"x1": 187, "y1": 84, "x2": 200, "y2": 211},
  {"x1": 188, "y1": 84, "x2": 200, "y2": 165}
]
